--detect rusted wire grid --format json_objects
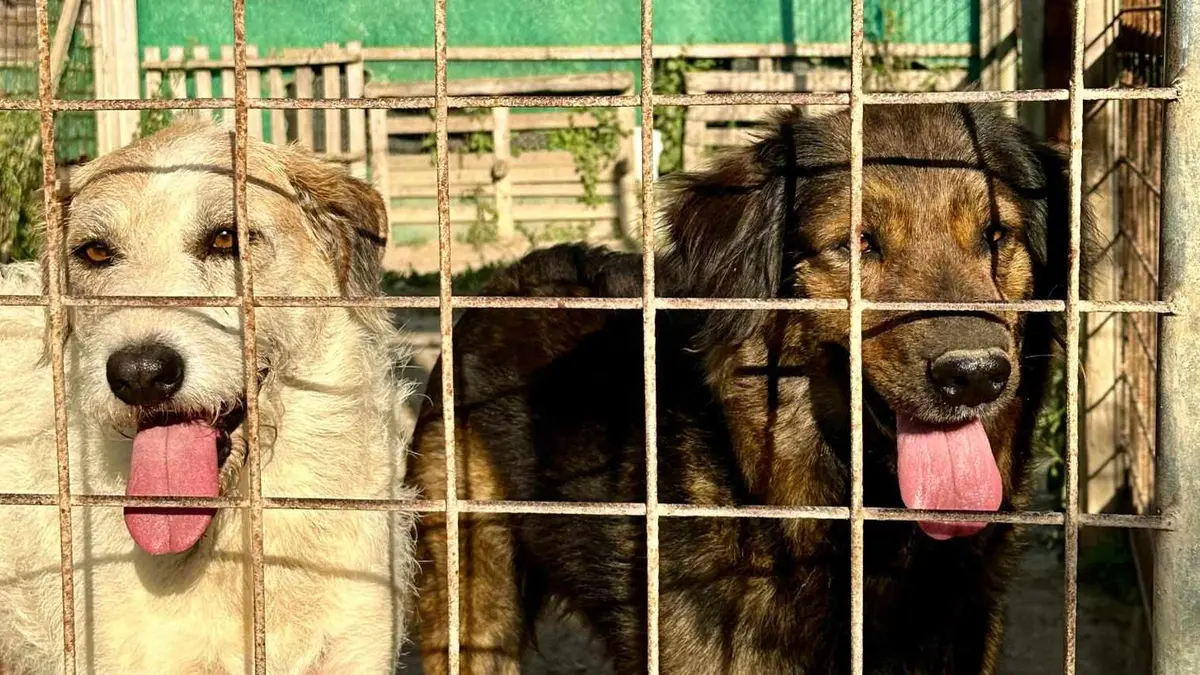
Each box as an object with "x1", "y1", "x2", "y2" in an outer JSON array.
[
  {"x1": 0, "y1": 294, "x2": 1177, "y2": 314},
  {"x1": 11, "y1": 1, "x2": 1185, "y2": 674},
  {"x1": 0, "y1": 491, "x2": 1175, "y2": 530},
  {"x1": 0, "y1": 86, "x2": 1183, "y2": 113},
  {"x1": 31, "y1": 0, "x2": 77, "y2": 670}
]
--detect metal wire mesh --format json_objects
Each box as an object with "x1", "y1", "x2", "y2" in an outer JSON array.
[{"x1": 0, "y1": 0, "x2": 1184, "y2": 673}]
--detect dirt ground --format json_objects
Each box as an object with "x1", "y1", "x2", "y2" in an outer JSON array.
[{"x1": 396, "y1": 328, "x2": 1151, "y2": 675}]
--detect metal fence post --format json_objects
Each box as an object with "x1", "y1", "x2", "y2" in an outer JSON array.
[{"x1": 1156, "y1": 2, "x2": 1200, "y2": 673}]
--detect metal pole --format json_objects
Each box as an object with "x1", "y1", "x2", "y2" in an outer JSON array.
[{"x1": 1156, "y1": 1, "x2": 1200, "y2": 673}]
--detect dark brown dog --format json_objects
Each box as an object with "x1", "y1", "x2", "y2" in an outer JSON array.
[{"x1": 410, "y1": 104, "x2": 1087, "y2": 674}]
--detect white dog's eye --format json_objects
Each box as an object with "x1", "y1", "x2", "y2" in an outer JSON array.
[
  {"x1": 73, "y1": 241, "x2": 115, "y2": 266},
  {"x1": 207, "y1": 228, "x2": 238, "y2": 256}
]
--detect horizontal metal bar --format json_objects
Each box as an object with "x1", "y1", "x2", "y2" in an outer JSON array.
[
  {"x1": 1, "y1": 87, "x2": 1181, "y2": 114},
  {"x1": 655, "y1": 92, "x2": 849, "y2": 107},
  {"x1": 0, "y1": 492, "x2": 1172, "y2": 531},
  {"x1": 864, "y1": 300, "x2": 1067, "y2": 312},
  {"x1": 1079, "y1": 512, "x2": 1172, "y2": 530},
  {"x1": 656, "y1": 297, "x2": 849, "y2": 311},
  {"x1": 866, "y1": 89, "x2": 1070, "y2": 104},
  {"x1": 0, "y1": 295, "x2": 1178, "y2": 314},
  {"x1": 863, "y1": 507, "x2": 1065, "y2": 525},
  {"x1": 658, "y1": 503, "x2": 850, "y2": 519}
]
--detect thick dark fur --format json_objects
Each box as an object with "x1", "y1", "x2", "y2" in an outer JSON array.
[{"x1": 410, "y1": 104, "x2": 1090, "y2": 675}]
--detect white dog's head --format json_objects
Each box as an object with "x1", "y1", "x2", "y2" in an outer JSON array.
[{"x1": 56, "y1": 120, "x2": 390, "y2": 555}]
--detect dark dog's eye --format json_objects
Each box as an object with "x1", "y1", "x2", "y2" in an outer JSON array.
[
  {"x1": 73, "y1": 240, "x2": 115, "y2": 267},
  {"x1": 207, "y1": 228, "x2": 238, "y2": 256},
  {"x1": 840, "y1": 233, "x2": 878, "y2": 255},
  {"x1": 985, "y1": 223, "x2": 1008, "y2": 246}
]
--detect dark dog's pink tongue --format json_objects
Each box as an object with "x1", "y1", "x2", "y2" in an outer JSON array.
[
  {"x1": 896, "y1": 416, "x2": 1002, "y2": 540},
  {"x1": 124, "y1": 422, "x2": 219, "y2": 555}
]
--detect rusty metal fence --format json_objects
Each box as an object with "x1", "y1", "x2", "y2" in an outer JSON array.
[{"x1": 0, "y1": 0, "x2": 1195, "y2": 673}]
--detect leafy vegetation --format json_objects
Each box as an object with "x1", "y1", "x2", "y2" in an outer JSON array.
[
  {"x1": 653, "y1": 55, "x2": 715, "y2": 176},
  {"x1": 0, "y1": 110, "x2": 44, "y2": 263},
  {"x1": 547, "y1": 108, "x2": 628, "y2": 206}
]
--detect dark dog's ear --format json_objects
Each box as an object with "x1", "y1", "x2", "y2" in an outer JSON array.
[
  {"x1": 1024, "y1": 140, "x2": 1098, "y2": 346},
  {"x1": 1027, "y1": 141, "x2": 1100, "y2": 298},
  {"x1": 660, "y1": 144, "x2": 791, "y2": 350},
  {"x1": 283, "y1": 151, "x2": 388, "y2": 297}
]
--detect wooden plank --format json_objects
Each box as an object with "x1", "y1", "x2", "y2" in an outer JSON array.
[
  {"x1": 246, "y1": 45, "x2": 263, "y2": 139},
  {"x1": 220, "y1": 45, "x2": 234, "y2": 123},
  {"x1": 361, "y1": 42, "x2": 975, "y2": 62},
  {"x1": 346, "y1": 41, "x2": 367, "y2": 179},
  {"x1": 193, "y1": 46, "x2": 214, "y2": 99},
  {"x1": 369, "y1": 108, "x2": 393, "y2": 226},
  {"x1": 616, "y1": 101, "x2": 637, "y2": 239},
  {"x1": 141, "y1": 47, "x2": 357, "y2": 71},
  {"x1": 144, "y1": 46, "x2": 163, "y2": 99},
  {"x1": 92, "y1": 0, "x2": 117, "y2": 154},
  {"x1": 48, "y1": 0, "x2": 83, "y2": 94},
  {"x1": 390, "y1": 202, "x2": 620, "y2": 226},
  {"x1": 700, "y1": 127, "x2": 759, "y2": 147},
  {"x1": 117, "y1": 0, "x2": 141, "y2": 145},
  {"x1": 390, "y1": 164, "x2": 615, "y2": 187},
  {"x1": 295, "y1": 66, "x2": 315, "y2": 151},
  {"x1": 268, "y1": 67, "x2": 286, "y2": 144},
  {"x1": 167, "y1": 45, "x2": 187, "y2": 103},
  {"x1": 685, "y1": 105, "x2": 789, "y2": 123},
  {"x1": 390, "y1": 150, "x2": 576, "y2": 171},
  {"x1": 387, "y1": 110, "x2": 602, "y2": 136},
  {"x1": 684, "y1": 71, "x2": 799, "y2": 93},
  {"x1": 392, "y1": 181, "x2": 620, "y2": 199},
  {"x1": 365, "y1": 71, "x2": 635, "y2": 98},
  {"x1": 323, "y1": 42, "x2": 342, "y2": 154},
  {"x1": 491, "y1": 107, "x2": 514, "y2": 238}
]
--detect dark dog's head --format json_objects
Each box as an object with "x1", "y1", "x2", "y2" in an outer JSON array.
[{"x1": 662, "y1": 104, "x2": 1087, "y2": 539}]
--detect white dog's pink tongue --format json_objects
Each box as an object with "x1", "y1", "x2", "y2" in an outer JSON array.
[
  {"x1": 124, "y1": 422, "x2": 219, "y2": 555},
  {"x1": 896, "y1": 416, "x2": 1002, "y2": 540}
]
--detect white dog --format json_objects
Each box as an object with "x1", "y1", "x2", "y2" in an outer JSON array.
[{"x1": 0, "y1": 121, "x2": 417, "y2": 674}]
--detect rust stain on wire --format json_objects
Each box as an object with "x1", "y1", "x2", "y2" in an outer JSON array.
[
  {"x1": 1, "y1": 87, "x2": 1182, "y2": 115},
  {"x1": 639, "y1": 0, "x2": 660, "y2": 668},
  {"x1": 1062, "y1": 1, "x2": 1087, "y2": 672},
  {"x1": 0, "y1": 492, "x2": 1175, "y2": 530},
  {"x1": 3, "y1": 3, "x2": 1180, "y2": 674},
  {"x1": 429, "y1": 0, "x2": 460, "y2": 672},
  {"x1": 33, "y1": 0, "x2": 78, "y2": 669},
  {"x1": 848, "y1": 1, "x2": 867, "y2": 673},
  {"x1": 228, "y1": 1, "x2": 268, "y2": 671},
  {"x1": 0, "y1": 295, "x2": 1183, "y2": 315}
]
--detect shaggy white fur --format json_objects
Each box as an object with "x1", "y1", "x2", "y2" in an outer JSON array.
[{"x1": 0, "y1": 123, "x2": 418, "y2": 674}]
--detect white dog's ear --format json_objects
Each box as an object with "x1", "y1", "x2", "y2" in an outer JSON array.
[{"x1": 283, "y1": 152, "x2": 388, "y2": 297}]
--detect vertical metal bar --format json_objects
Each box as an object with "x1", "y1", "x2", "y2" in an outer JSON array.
[
  {"x1": 848, "y1": 1, "x2": 866, "y2": 674},
  {"x1": 1062, "y1": 0, "x2": 1086, "y2": 672},
  {"x1": 1156, "y1": 0, "x2": 1200, "y2": 671},
  {"x1": 639, "y1": 0, "x2": 659, "y2": 669},
  {"x1": 33, "y1": 0, "x2": 77, "y2": 669},
  {"x1": 432, "y1": 0, "x2": 459, "y2": 671},
  {"x1": 230, "y1": 1, "x2": 267, "y2": 671}
]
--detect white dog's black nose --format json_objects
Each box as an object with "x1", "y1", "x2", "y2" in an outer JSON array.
[
  {"x1": 106, "y1": 343, "x2": 185, "y2": 406},
  {"x1": 928, "y1": 349, "x2": 1010, "y2": 408}
]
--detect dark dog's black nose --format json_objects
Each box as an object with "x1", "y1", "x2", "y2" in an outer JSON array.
[
  {"x1": 106, "y1": 343, "x2": 185, "y2": 406},
  {"x1": 928, "y1": 349, "x2": 1011, "y2": 408}
]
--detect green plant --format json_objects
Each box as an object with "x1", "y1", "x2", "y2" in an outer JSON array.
[
  {"x1": 135, "y1": 78, "x2": 176, "y2": 139},
  {"x1": 1033, "y1": 361, "x2": 1068, "y2": 510},
  {"x1": 515, "y1": 221, "x2": 591, "y2": 249},
  {"x1": 653, "y1": 56, "x2": 715, "y2": 176},
  {"x1": 422, "y1": 108, "x2": 493, "y2": 163},
  {"x1": 457, "y1": 185, "x2": 499, "y2": 251},
  {"x1": 0, "y1": 110, "x2": 44, "y2": 263},
  {"x1": 548, "y1": 108, "x2": 629, "y2": 206}
]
